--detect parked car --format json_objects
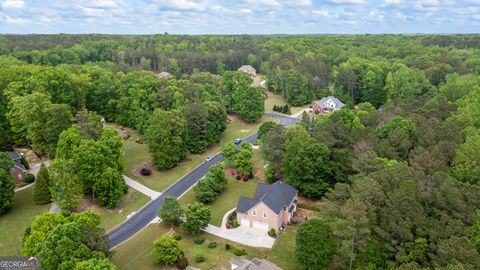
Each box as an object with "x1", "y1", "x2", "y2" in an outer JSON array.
[
  {"x1": 205, "y1": 155, "x2": 213, "y2": 162},
  {"x1": 234, "y1": 138, "x2": 242, "y2": 145}
]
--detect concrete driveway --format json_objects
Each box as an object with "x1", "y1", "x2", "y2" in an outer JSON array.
[{"x1": 203, "y1": 208, "x2": 275, "y2": 248}]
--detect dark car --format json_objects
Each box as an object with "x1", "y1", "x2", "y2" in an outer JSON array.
[{"x1": 234, "y1": 138, "x2": 242, "y2": 145}]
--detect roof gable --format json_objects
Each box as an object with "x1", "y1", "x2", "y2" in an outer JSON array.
[
  {"x1": 236, "y1": 182, "x2": 297, "y2": 214},
  {"x1": 316, "y1": 96, "x2": 345, "y2": 110},
  {"x1": 8, "y1": 151, "x2": 21, "y2": 160}
]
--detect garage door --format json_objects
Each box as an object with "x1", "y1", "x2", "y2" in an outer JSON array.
[
  {"x1": 241, "y1": 218, "x2": 250, "y2": 226},
  {"x1": 252, "y1": 221, "x2": 269, "y2": 231}
]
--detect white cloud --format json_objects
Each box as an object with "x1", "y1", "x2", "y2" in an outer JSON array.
[
  {"x1": 384, "y1": 0, "x2": 402, "y2": 4},
  {"x1": 244, "y1": 0, "x2": 281, "y2": 7},
  {"x1": 1, "y1": 0, "x2": 24, "y2": 9},
  {"x1": 79, "y1": 6, "x2": 106, "y2": 16},
  {"x1": 328, "y1": 0, "x2": 365, "y2": 5},
  {"x1": 284, "y1": 0, "x2": 311, "y2": 6},
  {"x1": 240, "y1": 8, "x2": 253, "y2": 13},
  {"x1": 156, "y1": 0, "x2": 208, "y2": 11}
]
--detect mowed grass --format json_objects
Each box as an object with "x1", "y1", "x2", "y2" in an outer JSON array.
[
  {"x1": 0, "y1": 188, "x2": 51, "y2": 255},
  {"x1": 264, "y1": 91, "x2": 312, "y2": 115},
  {"x1": 122, "y1": 116, "x2": 269, "y2": 192},
  {"x1": 99, "y1": 190, "x2": 150, "y2": 231},
  {"x1": 112, "y1": 223, "x2": 297, "y2": 270}
]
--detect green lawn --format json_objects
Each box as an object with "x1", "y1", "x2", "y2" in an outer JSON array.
[
  {"x1": 99, "y1": 190, "x2": 150, "y2": 231},
  {"x1": 0, "y1": 188, "x2": 51, "y2": 255},
  {"x1": 269, "y1": 225, "x2": 299, "y2": 270},
  {"x1": 265, "y1": 91, "x2": 311, "y2": 115},
  {"x1": 121, "y1": 116, "x2": 270, "y2": 192}
]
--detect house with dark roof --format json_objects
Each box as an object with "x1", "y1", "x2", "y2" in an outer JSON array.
[
  {"x1": 238, "y1": 65, "x2": 256, "y2": 77},
  {"x1": 222, "y1": 257, "x2": 283, "y2": 270},
  {"x1": 313, "y1": 96, "x2": 345, "y2": 114},
  {"x1": 8, "y1": 151, "x2": 27, "y2": 182},
  {"x1": 236, "y1": 181, "x2": 298, "y2": 233}
]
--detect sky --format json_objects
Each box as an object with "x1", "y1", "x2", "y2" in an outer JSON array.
[{"x1": 0, "y1": 0, "x2": 480, "y2": 34}]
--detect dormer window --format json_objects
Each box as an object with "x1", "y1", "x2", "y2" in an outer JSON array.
[{"x1": 252, "y1": 209, "x2": 257, "y2": 216}]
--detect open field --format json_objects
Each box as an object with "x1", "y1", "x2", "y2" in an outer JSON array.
[
  {"x1": 112, "y1": 223, "x2": 297, "y2": 270},
  {"x1": 264, "y1": 91, "x2": 311, "y2": 115},
  {"x1": 121, "y1": 116, "x2": 269, "y2": 192},
  {"x1": 0, "y1": 188, "x2": 51, "y2": 255}
]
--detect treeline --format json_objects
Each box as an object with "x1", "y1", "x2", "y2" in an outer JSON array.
[
  {"x1": 260, "y1": 71, "x2": 480, "y2": 269},
  {"x1": 1, "y1": 34, "x2": 479, "y2": 110}
]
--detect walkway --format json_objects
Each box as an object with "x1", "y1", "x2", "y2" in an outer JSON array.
[
  {"x1": 202, "y1": 208, "x2": 275, "y2": 248},
  {"x1": 123, "y1": 175, "x2": 161, "y2": 200}
]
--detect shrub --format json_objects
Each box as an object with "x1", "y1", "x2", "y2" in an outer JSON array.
[
  {"x1": 226, "y1": 244, "x2": 247, "y2": 256},
  {"x1": 23, "y1": 173, "x2": 35, "y2": 183},
  {"x1": 208, "y1": 242, "x2": 217, "y2": 249},
  {"x1": 20, "y1": 156, "x2": 30, "y2": 170},
  {"x1": 176, "y1": 256, "x2": 188, "y2": 269},
  {"x1": 233, "y1": 219, "x2": 239, "y2": 228},
  {"x1": 268, "y1": 228, "x2": 276, "y2": 237},
  {"x1": 225, "y1": 243, "x2": 230, "y2": 250},
  {"x1": 195, "y1": 254, "x2": 205, "y2": 263},
  {"x1": 194, "y1": 236, "x2": 205, "y2": 244},
  {"x1": 140, "y1": 168, "x2": 152, "y2": 176},
  {"x1": 173, "y1": 233, "x2": 182, "y2": 241},
  {"x1": 236, "y1": 175, "x2": 241, "y2": 180}
]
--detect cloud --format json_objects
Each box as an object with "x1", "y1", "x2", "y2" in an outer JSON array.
[
  {"x1": 156, "y1": 0, "x2": 208, "y2": 11},
  {"x1": 1, "y1": 0, "x2": 24, "y2": 9},
  {"x1": 244, "y1": 0, "x2": 281, "y2": 7},
  {"x1": 328, "y1": 0, "x2": 365, "y2": 5}
]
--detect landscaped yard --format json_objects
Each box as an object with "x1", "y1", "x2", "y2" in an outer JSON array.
[
  {"x1": 121, "y1": 116, "x2": 270, "y2": 192},
  {"x1": 0, "y1": 188, "x2": 51, "y2": 255},
  {"x1": 265, "y1": 91, "x2": 311, "y2": 115}
]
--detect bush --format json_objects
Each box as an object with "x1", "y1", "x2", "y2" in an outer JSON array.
[
  {"x1": 23, "y1": 173, "x2": 35, "y2": 183},
  {"x1": 208, "y1": 242, "x2": 217, "y2": 249},
  {"x1": 225, "y1": 243, "x2": 247, "y2": 256},
  {"x1": 233, "y1": 219, "x2": 239, "y2": 228},
  {"x1": 173, "y1": 233, "x2": 182, "y2": 241},
  {"x1": 268, "y1": 228, "x2": 276, "y2": 237},
  {"x1": 20, "y1": 156, "x2": 29, "y2": 170},
  {"x1": 236, "y1": 175, "x2": 241, "y2": 180},
  {"x1": 176, "y1": 256, "x2": 188, "y2": 269},
  {"x1": 140, "y1": 168, "x2": 152, "y2": 176},
  {"x1": 194, "y1": 236, "x2": 205, "y2": 244},
  {"x1": 225, "y1": 243, "x2": 230, "y2": 250},
  {"x1": 195, "y1": 254, "x2": 205, "y2": 263}
]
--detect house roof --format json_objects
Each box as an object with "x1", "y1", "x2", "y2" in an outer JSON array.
[
  {"x1": 238, "y1": 65, "x2": 255, "y2": 72},
  {"x1": 8, "y1": 151, "x2": 21, "y2": 161},
  {"x1": 157, "y1": 71, "x2": 173, "y2": 78},
  {"x1": 14, "y1": 163, "x2": 27, "y2": 172},
  {"x1": 230, "y1": 257, "x2": 283, "y2": 270},
  {"x1": 236, "y1": 182, "x2": 297, "y2": 215},
  {"x1": 315, "y1": 96, "x2": 345, "y2": 110}
]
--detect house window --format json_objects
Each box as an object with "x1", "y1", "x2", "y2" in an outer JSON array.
[
  {"x1": 252, "y1": 209, "x2": 257, "y2": 216},
  {"x1": 262, "y1": 211, "x2": 267, "y2": 219}
]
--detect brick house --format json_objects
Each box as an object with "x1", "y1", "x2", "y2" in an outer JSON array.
[
  {"x1": 9, "y1": 151, "x2": 27, "y2": 182},
  {"x1": 236, "y1": 181, "x2": 298, "y2": 233},
  {"x1": 313, "y1": 96, "x2": 345, "y2": 114}
]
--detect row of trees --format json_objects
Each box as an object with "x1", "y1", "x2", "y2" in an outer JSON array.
[
  {"x1": 158, "y1": 197, "x2": 211, "y2": 235},
  {"x1": 193, "y1": 164, "x2": 228, "y2": 203},
  {"x1": 222, "y1": 142, "x2": 254, "y2": 179}
]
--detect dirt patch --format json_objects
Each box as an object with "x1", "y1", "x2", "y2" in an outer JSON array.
[
  {"x1": 240, "y1": 129, "x2": 251, "y2": 133},
  {"x1": 76, "y1": 187, "x2": 137, "y2": 214},
  {"x1": 227, "y1": 113, "x2": 259, "y2": 125},
  {"x1": 298, "y1": 196, "x2": 325, "y2": 207},
  {"x1": 13, "y1": 147, "x2": 44, "y2": 166},
  {"x1": 131, "y1": 160, "x2": 160, "y2": 177}
]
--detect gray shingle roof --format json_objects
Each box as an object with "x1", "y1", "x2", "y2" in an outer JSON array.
[
  {"x1": 316, "y1": 96, "x2": 345, "y2": 110},
  {"x1": 8, "y1": 151, "x2": 21, "y2": 161},
  {"x1": 236, "y1": 182, "x2": 297, "y2": 214}
]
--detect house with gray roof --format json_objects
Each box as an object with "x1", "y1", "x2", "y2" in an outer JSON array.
[
  {"x1": 221, "y1": 257, "x2": 283, "y2": 270},
  {"x1": 236, "y1": 181, "x2": 298, "y2": 233},
  {"x1": 157, "y1": 71, "x2": 173, "y2": 78},
  {"x1": 313, "y1": 96, "x2": 345, "y2": 114},
  {"x1": 238, "y1": 65, "x2": 256, "y2": 77}
]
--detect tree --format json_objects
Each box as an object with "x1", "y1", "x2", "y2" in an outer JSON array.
[
  {"x1": 0, "y1": 170, "x2": 15, "y2": 214},
  {"x1": 144, "y1": 109, "x2": 188, "y2": 170},
  {"x1": 194, "y1": 179, "x2": 217, "y2": 203},
  {"x1": 33, "y1": 164, "x2": 51, "y2": 205},
  {"x1": 181, "y1": 202, "x2": 211, "y2": 235},
  {"x1": 92, "y1": 167, "x2": 125, "y2": 208},
  {"x1": 75, "y1": 110, "x2": 103, "y2": 140},
  {"x1": 184, "y1": 102, "x2": 209, "y2": 153},
  {"x1": 74, "y1": 257, "x2": 116, "y2": 270},
  {"x1": 452, "y1": 133, "x2": 480, "y2": 185},
  {"x1": 56, "y1": 125, "x2": 82, "y2": 159},
  {"x1": 152, "y1": 235, "x2": 182, "y2": 265},
  {"x1": 0, "y1": 152, "x2": 14, "y2": 172},
  {"x1": 206, "y1": 163, "x2": 227, "y2": 193},
  {"x1": 295, "y1": 219, "x2": 335, "y2": 270},
  {"x1": 204, "y1": 101, "x2": 227, "y2": 146},
  {"x1": 234, "y1": 142, "x2": 253, "y2": 178},
  {"x1": 257, "y1": 121, "x2": 277, "y2": 142},
  {"x1": 232, "y1": 85, "x2": 265, "y2": 122},
  {"x1": 467, "y1": 210, "x2": 480, "y2": 253},
  {"x1": 262, "y1": 125, "x2": 287, "y2": 180},
  {"x1": 221, "y1": 143, "x2": 238, "y2": 168},
  {"x1": 158, "y1": 196, "x2": 184, "y2": 226},
  {"x1": 49, "y1": 159, "x2": 83, "y2": 213}
]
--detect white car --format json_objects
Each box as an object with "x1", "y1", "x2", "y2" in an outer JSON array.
[{"x1": 205, "y1": 155, "x2": 213, "y2": 162}]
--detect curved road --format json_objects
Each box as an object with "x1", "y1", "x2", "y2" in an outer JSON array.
[{"x1": 107, "y1": 113, "x2": 300, "y2": 249}]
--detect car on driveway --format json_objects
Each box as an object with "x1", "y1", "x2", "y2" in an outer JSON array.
[
  {"x1": 234, "y1": 138, "x2": 242, "y2": 145},
  {"x1": 205, "y1": 155, "x2": 213, "y2": 162}
]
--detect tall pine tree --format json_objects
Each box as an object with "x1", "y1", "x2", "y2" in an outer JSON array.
[{"x1": 33, "y1": 164, "x2": 51, "y2": 205}]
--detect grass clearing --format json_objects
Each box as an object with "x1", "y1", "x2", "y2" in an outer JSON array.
[
  {"x1": 269, "y1": 225, "x2": 299, "y2": 270},
  {"x1": 121, "y1": 116, "x2": 269, "y2": 192},
  {"x1": 0, "y1": 188, "x2": 51, "y2": 255},
  {"x1": 264, "y1": 91, "x2": 311, "y2": 115}
]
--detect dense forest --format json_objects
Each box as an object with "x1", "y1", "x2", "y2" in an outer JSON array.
[{"x1": 1, "y1": 34, "x2": 480, "y2": 269}]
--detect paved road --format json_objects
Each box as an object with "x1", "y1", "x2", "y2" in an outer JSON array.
[{"x1": 107, "y1": 113, "x2": 300, "y2": 249}]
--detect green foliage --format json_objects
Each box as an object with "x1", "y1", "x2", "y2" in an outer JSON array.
[
  {"x1": 452, "y1": 132, "x2": 480, "y2": 185},
  {"x1": 450, "y1": 87, "x2": 480, "y2": 132},
  {"x1": 152, "y1": 235, "x2": 182, "y2": 265},
  {"x1": 234, "y1": 142, "x2": 253, "y2": 177},
  {"x1": 221, "y1": 143, "x2": 238, "y2": 168},
  {"x1": 233, "y1": 219, "x2": 239, "y2": 228},
  {"x1": 295, "y1": 219, "x2": 335, "y2": 270},
  {"x1": 0, "y1": 152, "x2": 14, "y2": 172},
  {"x1": 268, "y1": 228, "x2": 276, "y2": 237},
  {"x1": 20, "y1": 155, "x2": 29, "y2": 170},
  {"x1": 195, "y1": 254, "x2": 206, "y2": 263},
  {"x1": 158, "y1": 196, "x2": 184, "y2": 226},
  {"x1": 377, "y1": 116, "x2": 416, "y2": 141},
  {"x1": 23, "y1": 173, "x2": 35, "y2": 183},
  {"x1": 194, "y1": 236, "x2": 205, "y2": 244},
  {"x1": 440, "y1": 73, "x2": 480, "y2": 102},
  {"x1": 467, "y1": 210, "x2": 480, "y2": 253},
  {"x1": 173, "y1": 233, "x2": 182, "y2": 241},
  {"x1": 232, "y1": 85, "x2": 265, "y2": 122},
  {"x1": 49, "y1": 159, "x2": 83, "y2": 213},
  {"x1": 225, "y1": 244, "x2": 247, "y2": 256},
  {"x1": 176, "y1": 256, "x2": 189, "y2": 269},
  {"x1": 0, "y1": 170, "x2": 15, "y2": 214},
  {"x1": 194, "y1": 163, "x2": 228, "y2": 203},
  {"x1": 184, "y1": 102, "x2": 209, "y2": 153},
  {"x1": 92, "y1": 167, "x2": 124, "y2": 208},
  {"x1": 181, "y1": 202, "x2": 211, "y2": 235},
  {"x1": 144, "y1": 109, "x2": 188, "y2": 170},
  {"x1": 208, "y1": 242, "x2": 217, "y2": 249},
  {"x1": 257, "y1": 121, "x2": 277, "y2": 142},
  {"x1": 75, "y1": 110, "x2": 103, "y2": 140},
  {"x1": 74, "y1": 257, "x2": 116, "y2": 270},
  {"x1": 33, "y1": 164, "x2": 51, "y2": 205}
]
